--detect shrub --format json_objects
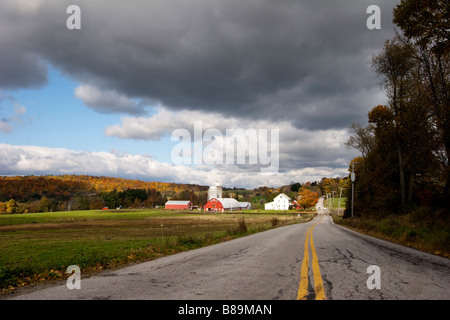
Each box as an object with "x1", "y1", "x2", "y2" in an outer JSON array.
[
  {"x1": 238, "y1": 217, "x2": 247, "y2": 233},
  {"x1": 227, "y1": 217, "x2": 248, "y2": 236},
  {"x1": 176, "y1": 235, "x2": 203, "y2": 248},
  {"x1": 271, "y1": 218, "x2": 280, "y2": 227}
]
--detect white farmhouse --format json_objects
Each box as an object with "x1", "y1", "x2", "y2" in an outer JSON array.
[{"x1": 264, "y1": 193, "x2": 292, "y2": 210}]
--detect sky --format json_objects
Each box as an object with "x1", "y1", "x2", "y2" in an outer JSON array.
[{"x1": 0, "y1": 0, "x2": 397, "y2": 189}]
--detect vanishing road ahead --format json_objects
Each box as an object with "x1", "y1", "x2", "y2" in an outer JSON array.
[{"x1": 10, "y1": 215, "x2": 450, "y2": 300}]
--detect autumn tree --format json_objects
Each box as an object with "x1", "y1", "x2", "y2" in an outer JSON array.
[
  {"x1": 371, "y1": 37, "x2": 417, "y2": 211},
  {"x1": 297, "y1": 189, "x2": 319, "y2": 210},
  {"x1": 318, "y1": 178, "x2": 339, "y2": 197},
  {"x1": 347, "y1": 32, "x2": 444, "y2": 214},
  {"x1": 393, "y1": 0, "x2": 449, "y2": 55},
  {"x1": 394, "y1": 0, "x2": 450, "y2": 204},
  {"x1": 6, "y1": 199, "x2": 20, "y2": 214}
]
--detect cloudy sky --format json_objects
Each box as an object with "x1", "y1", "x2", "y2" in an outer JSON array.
[{"x1": 0, "y1": 0, "x2": 397, "y2": 188}]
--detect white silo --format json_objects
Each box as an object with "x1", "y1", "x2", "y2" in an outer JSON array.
[
  {"x1": 208, "y1": 181, "x2": 223, "y2": 201},
  {"x1": 208, "y1": 184, "x2": 218, "y2": 201},
  {"x1": 215, "y1": 181, "x2": 222, "y2": 198}
]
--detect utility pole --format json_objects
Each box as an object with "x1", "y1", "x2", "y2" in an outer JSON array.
[
  {"x1": 351, "y1": 161, "x2": 355, "y2": 218},
  {"x1": 338, "y1": 187, "x2": 343, "y2": 215},
  {"x1": 327, "y1": 193, "x2": 330, "y2": 209},
  {"x1": 331, "y1": 191, "x2": 336, "y2": 211}
]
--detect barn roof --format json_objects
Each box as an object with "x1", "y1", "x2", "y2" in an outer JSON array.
[
  {"x1": 165, "y1": 200, "x2": 192, "y2": 205},
  {"x1": 238, "y1": 202, "x2": 251, "y2": 208},
  {"x1": 210, "y1": 198, "x2": 241, "y2": 209}
]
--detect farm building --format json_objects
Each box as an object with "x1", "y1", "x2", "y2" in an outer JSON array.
[
  {"x1": 165, "y1": 200, "x2": 193, "y2": 210},
  {"x1": 204, "y1": 198, "x2": 242, "y2": 212},
  {"x1": 208, "y1": 181, "x2": 223, "y2": 200},
  {"x1": 264, "y1": 193, "x2": 292, "y2": 210},
  {"x1": 238, "y1": 202, "x2": 252, "y2": 210}
]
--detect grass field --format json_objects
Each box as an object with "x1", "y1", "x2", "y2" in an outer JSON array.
[
  {"x1": 323, "y1": 197, "x2": 347, "y2": 214},
  {"x1": 0, "y1": 209, "x2": 315, "y2": 291},
  {"x1": 332, "y1": 208, "x2": 450, "y2": 258}
]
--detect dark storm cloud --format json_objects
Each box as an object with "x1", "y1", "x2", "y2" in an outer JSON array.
[
  {"x1": 0, "y1": 0, "x2": 397, "y2": 129},
  {"x1": 0, "y1": 48, "x2": 48, "y2": 89}
]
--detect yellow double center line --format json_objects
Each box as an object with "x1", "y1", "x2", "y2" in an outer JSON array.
[{"x1": 297, "y1": 216, "x2": 326, "y2": 300}]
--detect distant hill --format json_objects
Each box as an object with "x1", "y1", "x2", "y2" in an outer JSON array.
[
  {"x1": 0, "y1": 175, "x2": 346, "y2": 213},
  {"x1": 0, "y1": 175, "x2": 208, "y2": 202},
  {"x1": 0, "y1": 175, "x2": 210, "y2": 213}
]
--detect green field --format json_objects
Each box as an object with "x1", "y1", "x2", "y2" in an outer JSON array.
[
  {"x1": 324, "y1": 197, "x2": 347, "y2": 213},
  {"x1": 0, "y1": 209, "x2": 315, "y2": 291}
]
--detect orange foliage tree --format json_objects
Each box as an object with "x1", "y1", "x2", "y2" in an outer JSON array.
[{"x1": 297, "y1": 188, "x2": 319, "y2": 210}]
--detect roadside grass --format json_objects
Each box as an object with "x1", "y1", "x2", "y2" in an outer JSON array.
[
  {"x1": 332, "y1": 208, "x2": 450, "y2": 258},
  {"x1": 323, "y1": 197, "x2": 347, "y2": 213},
  {"x1": 0, "y1": 209, "x2": 315, "y2": 292}
]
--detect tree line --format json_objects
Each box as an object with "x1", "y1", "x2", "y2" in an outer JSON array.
[
  {"x1": 0, "y1": 175, "x2": 205, "y2": 213},
  {"x1": 345, "y1": 1, "x2": 449, "y2": 217},
  {"x1": 0, "y1": 187, "x2": 168, "y2": 214},
  {"x1": 0, "y1": 175, "x2": 349, "y2": 213}
]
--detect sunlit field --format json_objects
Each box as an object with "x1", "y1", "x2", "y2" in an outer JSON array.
[{"x1": 0, "y1": 209, "x2": 315, "y2": 291}]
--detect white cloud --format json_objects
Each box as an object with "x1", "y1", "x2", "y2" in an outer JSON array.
[
  {"x1": 105, "y1": 107, "x2": 357, "y2": 171},
  {"x1": 0, "y1": 143, "x2": 348, "y2": 188},
  {"x1": 74, "y1": 85, "x2": 146, "y2": 115},
  {"x1": 105, "y1": 107, "x2": 236, "y2": 140}
]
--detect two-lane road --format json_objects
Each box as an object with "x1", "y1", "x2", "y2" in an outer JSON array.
[{"x1": 9, "y1": 215, "x2": 450, "y2": 300}]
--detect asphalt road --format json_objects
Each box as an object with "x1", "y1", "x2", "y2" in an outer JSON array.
[{"x1": 9, "y1": 215, "x2": 450, "y2": 300}]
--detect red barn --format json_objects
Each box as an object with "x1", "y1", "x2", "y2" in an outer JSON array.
[
  {"x1": 165, "y1": 200, "x2": 193, "y2": 210},
  {"x1": 204, "y1": 198, "x2": 242, "y2": 212}
]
